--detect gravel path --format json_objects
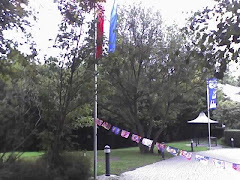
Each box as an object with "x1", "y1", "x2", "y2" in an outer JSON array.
[{"x1": 118, "y1": 148, "x2": 240, "y2": 180}]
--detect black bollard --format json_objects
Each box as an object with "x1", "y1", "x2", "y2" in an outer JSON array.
[
  {"x1": 104, "y1": 145, "x2": 111, "y2": 176},
  {"x1": 231, "y1": 138, "x2": 234, "y2": 148},
  {"x1": 191, "y1": 139, "x2": 194, "y2": 152}
]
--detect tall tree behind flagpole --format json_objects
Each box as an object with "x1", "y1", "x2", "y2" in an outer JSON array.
[{"x1": 94, "y1": 3, "x2": 104, "y2": 179}]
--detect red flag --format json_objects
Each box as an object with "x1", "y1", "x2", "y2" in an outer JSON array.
[{"x1": 96, "y1": 5, "x2": 104, "y2": 59}]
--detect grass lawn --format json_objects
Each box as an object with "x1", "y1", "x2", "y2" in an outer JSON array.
[
  {"x1": 87, "y1": 146, "x2": 172, "y2": 176},
  {"x1": 87, "y1": 140, "x2": 210, "y2": 176},
  {"x1": 167, "y1": 140, "x2": 208, "y2": 152},
  {"x1": 0, "y1": 151, "x2": 45, "y2": 161},
  {"x1": 0, "y1": 140, "x2": 212, "y2": 176}
]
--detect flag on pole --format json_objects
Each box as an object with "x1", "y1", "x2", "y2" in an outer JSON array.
[
  {"x1": 207, "y1": 78, "x2": 217, "y2": 109},
  {"x1": 109, "y1": 0, "x2": 117, "y2": 52},
  {"x1": 96, "y1": 5, "x2": 104, "y2": 59}
]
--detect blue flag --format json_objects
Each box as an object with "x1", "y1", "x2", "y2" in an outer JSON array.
[
  {"x1": 109, "y1": 0, "x2": 117, "y2": 53},
  {"x1": 207, "y1": 78, "x2": 217, "y2": 109}
]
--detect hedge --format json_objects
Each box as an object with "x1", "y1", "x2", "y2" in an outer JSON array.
[{"x1": 224, "y1": 129, "x2": 240, "y2": 147}]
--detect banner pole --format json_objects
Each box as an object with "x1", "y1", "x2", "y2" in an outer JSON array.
[
  {"x1": 93, "y1": 6, "x2": 98, "y2": 180},
  {"x1": 207, "y1": 81, "x2": 211, "y2": 149}
]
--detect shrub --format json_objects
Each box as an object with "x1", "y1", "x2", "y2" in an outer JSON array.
[
  {"x1": 224, "y1": 129, "x2": 240, "y2": 147},
  {"x1": 0, "y1": 152, "x2": 91, "y2": 180}
]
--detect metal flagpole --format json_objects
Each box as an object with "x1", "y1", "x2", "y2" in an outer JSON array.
[
  {"x1": 93, "y1": 6, "x2": 98, "y2": 180},
  {"x1": 207, "y1": 81, "x2": 211, "y2": 149}
]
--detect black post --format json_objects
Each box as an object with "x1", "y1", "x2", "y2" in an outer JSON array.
[
  {"x1": 104, "y1": 145, "x2": 110, "y2": 176},
  {"x1": 231, "y1": 138, "x2": 234, "y2": 148},
  {"x1": 191, "y1": 139, "x2": 194, "y2": 152}
]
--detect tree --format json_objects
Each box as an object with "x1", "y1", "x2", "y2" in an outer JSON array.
[
  {"x1": 213, "y1": 90, "x2": 240, "y2": 129},
  {"x1": 36, "y1": 0, "x2": 101, "y2": 167},
  {"x1": 0, "y1": 0, "x2": 33, "y2": 55},
  {"x1": 0, "y1": 49, "x2": 41, "y2": 162},
  {"x1": 100, "y1": 4, "x2": 211, "y2": 153},
  {"x1": 187, "y1": 0, "x2": 240, "y2": 79}
]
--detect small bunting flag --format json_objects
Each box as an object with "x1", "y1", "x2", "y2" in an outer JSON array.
[
  {"x1": 101, "y1": 122, "x2": 111, "y2": 130},
  {"x1": 195, "y1": 154, "x2": 209, "y2": 165},
  {"x1": 111, "y1": 126, "x2": 121, "y2": 135},
  {"x1": 179, "y1": 150, "x2": 192, "y2": 160},
  {"x1": 131, "y1": 134, "x2": 141, "y2": 143},
  {"x1": 212, "y1": 158, "x2": 225, "y2": 169},
  {"x1": 142, "y1": 138, "x2": 153, "y2": 148},
  {"x1": 121, "y1": 130, "x2": 130, "y2": 138},
  {"x1": 96, "y1": 118, "x2": 103, "y2": 126},
  {"x1": 232, "y1": 163, "x2": 240, "y2": 172},
  {"x1": 166, "y1": 146, "x2": 179, "y2": 156},
  {"x1": 156, "y1": 142, "x2": 166, "y2": 151}
]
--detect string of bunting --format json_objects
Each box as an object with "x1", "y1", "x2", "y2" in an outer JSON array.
[{"x1": 96, "y1": 118, "x2": 240, "y2": 172}]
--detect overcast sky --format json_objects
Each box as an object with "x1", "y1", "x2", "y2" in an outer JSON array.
[
  {"x1": 4, "y1": 0, "x2": 239, "y2": 77},
  {"x1": 26, "y1": 0, "x2": 215, "y2": 58}
]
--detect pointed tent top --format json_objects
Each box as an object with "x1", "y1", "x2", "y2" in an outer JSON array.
[{"x1": 187, "y1": 112, "x2": 218, "y2": 124}]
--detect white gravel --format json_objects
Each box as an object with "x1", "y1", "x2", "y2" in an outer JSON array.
[{"x1": 118, "y1": 148, "x2": 240, "y2": 180}]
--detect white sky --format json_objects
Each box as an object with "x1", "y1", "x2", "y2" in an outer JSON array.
[
  {"x1": 27, "y1": 0, "x2": 216, "y2": 59},
  {"x1": 5, "y1": 0, "x2": 240, "y2": 77}
]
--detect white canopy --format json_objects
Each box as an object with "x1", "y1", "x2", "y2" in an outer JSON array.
[{"x1": 187, "y1": 112, "x2": 218, "y2": 124}]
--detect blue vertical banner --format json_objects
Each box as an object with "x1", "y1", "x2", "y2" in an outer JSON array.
[
  {"x1": 207, "y1": 78, "x2": 218, "y2": 109},
  {"x1": 109, "y1": 0, "x2": 117, "y2": 53}
]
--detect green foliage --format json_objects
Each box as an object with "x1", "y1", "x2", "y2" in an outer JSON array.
[
  {"x1": 187, "y1": 0, "x2": 240, "y2": 79},
  {"x1": 100, "y1": 4, "x2": 211, "y2": 153},
  {"x1": 224, "y1": 129, "x2": 240, "y2": 147},
  {"x1": 0, "y1": 153, "x2": 91, "y2": 180},
  {"x1": 0, "y1": 0, "x2": 35, "y2": 55},
  {"x1": 212, "y1": 89, "x2": 240, "y2": 129},
  {"x1": 0, "y1": 49, "x2": 41, "y2": 155}
]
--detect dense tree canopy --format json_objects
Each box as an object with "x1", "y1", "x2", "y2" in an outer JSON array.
[
  {"x1": 187, "y1": 0, "x2": 240, "y2": 79},
  {"x1": 99, "y1": 4, "x2": 212, "y2": 153}
]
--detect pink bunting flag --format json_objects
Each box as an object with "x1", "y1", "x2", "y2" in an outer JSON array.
[
  {"x1": 131, "y1": 134, "x2": 141, "y2": 143},
  {"x1": 232, "y1": 163, "x2": 240, "y2": 172},
  {"x1": 121, "y1": 130, "x2": 130, "y2": 138},
  {"x1": 96, "y1": 118, "x2": 103, "y2": 126},
  {"x1": 212, "y1": 158, "x2": 225, "y2": 169},
  {"x1": 156, "y1": 142, "x2": 166, "y2": 151},
  {"x1": 101, "y1": 122, "x2": 111, "y2": 130},
  {"x1": 179, "y1": 150, "x2": 192, "y2": 160}
]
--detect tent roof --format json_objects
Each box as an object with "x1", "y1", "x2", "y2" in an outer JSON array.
[{"x1": 187, "y1": 112, "x2": 218, "y2": 124}]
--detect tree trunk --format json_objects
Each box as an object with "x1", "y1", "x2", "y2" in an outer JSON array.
[{"x1": 149, "y1": 127, "x2": 164, "y2": 153}]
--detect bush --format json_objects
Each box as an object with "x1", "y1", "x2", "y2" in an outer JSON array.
[
  {"x1": 0, "y1": 152, "x2": 91, "y2": 180},
  {"x1": 224, "y1": 129, "x2": 240, "y2": 147}
]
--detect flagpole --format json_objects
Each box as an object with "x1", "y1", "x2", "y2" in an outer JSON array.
[
  {"x1": 93, "y1": 6, "x2": 98, "y2": 180},
  {"x1": 207, "y1": 81, "x2": 211, "y2": 149}
]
